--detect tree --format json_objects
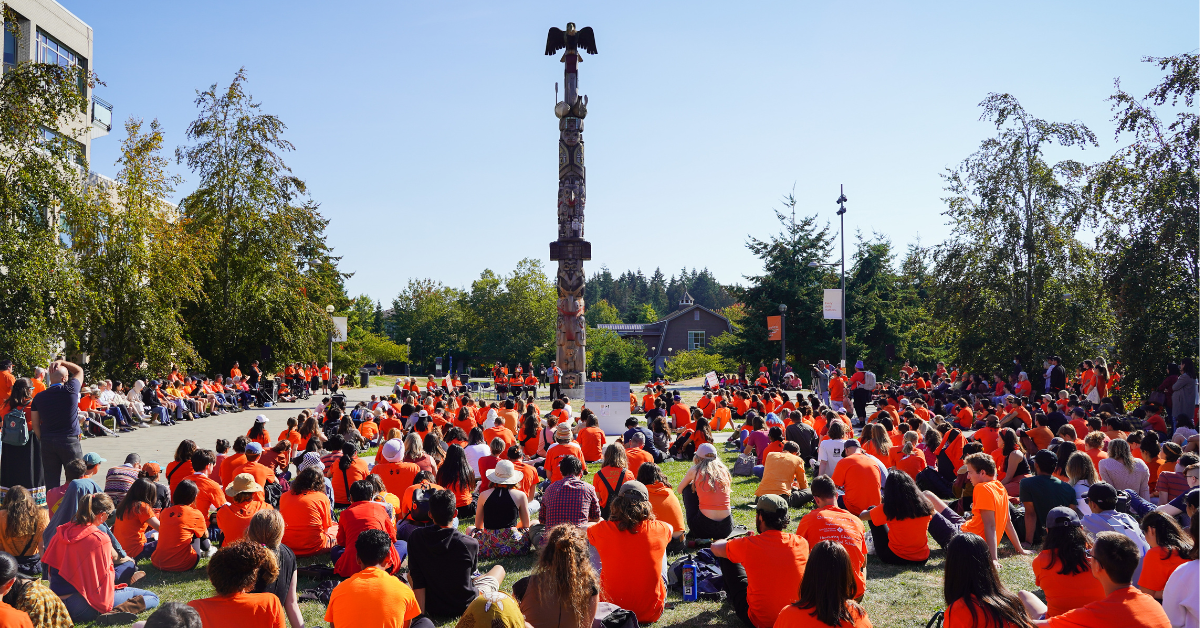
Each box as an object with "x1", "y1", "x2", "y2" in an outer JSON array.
[
  {"x1": 388, "y1": 279, "x2": 465, "y2": 373},
  {"x1": 663, "y1": 348, "x2": 732, "y2": 381},
  {"x1": 586, "y1": 328, "x2": 652, "y2": 383},
  {"x1": 723, "y1": 194, "x2": 840, "y2": 368},
  {"x1": 0, "y1": 14, "x2": 91, "y2": 370},
  {"x1": 1087, "y1": 53, "x2": 1198, "y2": 396},
  {"x1": 934, "y1": 94, "x2": 1111, "y2": 372},
  {"x1": 587, "y1": 299, "x2": 622, "y2": 325},
  {"x1": 633, "y1": 303, "x2": 659, "y2": 324},
  {"x1": 67, "y1": 119, "x2": 207, "y2": 380},
  {"x1": 176, "y1": 69, "x2": 341, "y2": 372},
  {"x1": 462, "y1": 259, "x2": 556, "y2": 366},
  {"x1": 842, "y1": 233, "x2": 931, "y2": 377}
]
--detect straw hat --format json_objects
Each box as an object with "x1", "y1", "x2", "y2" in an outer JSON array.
[
  {"x1": 225, "y1": 473, "x2": 263, "y2": 497},
  {"x1": 486, "y1": 460, "x2": 521, "y2": 485}
]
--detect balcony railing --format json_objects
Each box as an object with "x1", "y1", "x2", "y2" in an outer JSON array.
[{"x1": 91, "y1": 95, "x2": 112, "y2": 132}]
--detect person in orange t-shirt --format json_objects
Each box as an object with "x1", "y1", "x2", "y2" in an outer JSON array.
[
  {"x1": 545, "y1": 424, "x2": 587, "y2": 483},
  {"x1": 189, "y1": 540, "x2": 287, "y2": 628},
  {"x1": 152, "y1": 480, "x2": 209, "y2": 572},
  {"x1": 587, "y1": 482, "x2": 673, "y2": 624},
  {"x1": 576, "y1": 415, "x2": 606, "y2": 463},
  {"x1": 280, "y1": 468, "x2": 337, "y2": 556},
  {"x1": 831, "y1": 442, "x2": 882, "y2": 517},
  {"x1": 483, "y1": 418, "x2": 517, "y2": 453},
  {"x1": 331, "y1": 446, "x2": 370, "y2": 508},
  {"x1": 941, "y1": 533, "x2": 1033, "y2": 628},
  {"x1": 0, "y1": 362, "x2": 14, "y2": 408},
  {"x1": 713, "y1": 493, "x2": 810, "y2": 628},
  {"x1": 1015, "y1": 506, "x2": 1105, "y2": 618},
  {"x1": 215, "y1": 474, "x2": 271, "y2": 544},
  {"x1": 865, "y1": 469, "x2": 932, "y2": 565},
  {"x1": 246, "y1": 415, "x2": 272, "y2": 447},
  {"x1": 773, "y1": 540, "x2": 872, "y2": 628},
  {"x1": 1135, "y1": 511, "x2": 1191, "y2": 599},
  {"x1": 794, "y1": 476, "x2": 868, "y2": 600},
  {"x1": 333, "y1": 482, "x2": 401, "y2": 578},
  {"x1": 372, "y1": 439, "x2": 421, "y2": 497},
  {"x1": 112, "y1": 478, "x2": 161, "y2": 560},
  {"x1": 923, "y1": 453, "x2": 1027, "y2": 564}
]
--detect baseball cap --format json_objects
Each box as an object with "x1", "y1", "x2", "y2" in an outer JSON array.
[
  {"x1": 381, "y1": 438, "x2": 404, "y2": 463},
  {"x1": 142, "y1": 462, "x2": 160, "y2": 476},
  {"x1": 617, "y1": 480, "x2": 649, "y2": 502},
  {"x1": 695, "y1": 443, "x2": 719, "y2": 459},
  {"x1": 255, "y1": 414, "x2": 269, "y2": 423},
  {"x1": 245, "y1": 442, "x2": 264, "y2": 454},
  {"x1": 1086, "y1": 482, "x2": 1119, "y2": 504},
  {"x1": 841, "y1": 439, "x2": 860, "y2": 458},
  {"x1": 83, "y1": 453, "x2": 105, "y2": 467},
  {"x1": 1046, "y1": 506, "x2": 1081, "y2": 529},
  {"x1": 756, "y1": 494, "x2": 788, "y2": 514}
]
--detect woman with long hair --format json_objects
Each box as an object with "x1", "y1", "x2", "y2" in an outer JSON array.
[
  {"x1": 0, "y1": 379, "x2": 43, "y2": 502},
  {"x1": 43, "y1": 493, "x2": 160, "y2": 622},
  {"x1": 520, "y1": 412, "x2": 541, "y2": 457},
  {"x1": 1051, "y1": 441, "x2": 1077, "y2": 482},
  {"x1": 592, "y1": 443, "x2": 630, "y2": 518},
  {"x1": 332, "y1": 442, "x2": 369, "y2": 508},
  {"x1": 423, "y1": 431, "x2": 446, "y2": 468},
  {"x1": 1137, "y1": 511, "x2": 1194, "y2": 600},
  {"x1": 867, "y1": 469, "x2": 933, "y2": 565},
  {"x1": 1140, "y1": 431, "x2": 1163, "y2": 493},
  {"x1": 166, "y1": 440, "x2": 197, "y2": 493},
  {"x1": 279, "y1": 467, "x2": 336, "y2": 556},
  {"x1": 516, "y1": 524, "x2": 599, "y2": 628},
  {"x1": 941, "y1": 533, "x2": 1033, "y2": 628},
  {"x1": 1064, "y1": 452, "x2": 1099, "y2": 515},
  {"x1": 676, "y1": 444, "x2": 733, "y2": 540},
  {"x1": 1098, "y1": 439, "x2": 1151, "y2": 499},
  {"x1": 0, "y1": 550, "x2": 72, "y2": 628},
  {"x1": 246, "y1": 416, "x2": 271, "y2": 447},
  {"x1": 776, "y1": 540, "x2": 871, "y2": 627},
  {"x1": 587, "y1": 483, "x2": 672, "y2": 624},
  {"x1": 298, "y1": 414, "x2": 325, "y2": 451},
  {"x1": 0, "y1": 486, "x2": 48, "y2": 576},
  {"x1": 1016, "y1": 507, "x2": 1104, "y2": 619},
  {"x1": 404, "y1": 432, "x2": 436, "y2": 475},
  {"x1": 247, "y1": 508, "x2": 304, "y2": 628},
  {"x1": 862, "y1": 423, "x2": 891, "y2": 467},
  {"x1": 112, "y1": 478, "x2": 162, "y2": 560},
  {"x1": 436, "y1": 444, "x2": 476, "y2": 518},
  {"x1": 994, "y1": 428, "x2": 1030, "y2": 495}
]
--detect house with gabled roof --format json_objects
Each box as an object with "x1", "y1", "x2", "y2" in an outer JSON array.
[{"x1": 596, "y1": 292, "x2": 733, "y2": 372}]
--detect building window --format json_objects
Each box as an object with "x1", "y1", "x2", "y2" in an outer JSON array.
[
  {"x1": 688, "y1": 331, "x2": 705, "y2": 351},
  {"x1": 3, "y1": 22, "x2": 15, "y2": 71},
  {"x1": 39, "y1": 126, "x2": 85, "y2": 166},
  {"x1": 693, "y1": 310, "x2": 700, "y2": 320},
  {"x1": 36, "y1": 29, "x2": 87, "y2": 107}
]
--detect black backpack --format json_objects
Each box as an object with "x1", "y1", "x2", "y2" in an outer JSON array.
[
  {"x1": 406, "y1": 483, "x2": 434, "y2": 525},
  {"x1": 597, "y1": 469, "x2": 627, "y2": 519}
]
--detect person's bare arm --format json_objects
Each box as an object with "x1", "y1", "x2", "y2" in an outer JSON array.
[
  {"x1": 1022, "y1": 501, "x2": 1037, "y2": 547},
  {"x1": 30, "y1": 410, "x2": 40, "y2": 440},
  {"x1": 58, "y1": 360, "x2": 83, "y2": 383},
  {"x1": 284, "y1": 568, "x2": 304, "y2": 628},
  {"x1": 147, "y1": 516, "x2": 161, "y2": 531},
  {"x1": 981, "y1": 510, "x2": 998, "y2": 561},
  {"x1": 516, "y1": 491, "x2": 530, "y2": 529},
  {"x1": 710, "y1": 539, "x2": 729, "y2": 558},
  {"x1": 414, "y1": 588, "x2": 425, "y2": 612}
]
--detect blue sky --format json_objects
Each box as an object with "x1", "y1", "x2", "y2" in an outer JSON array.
[{"x1": 63, "y1": 1, "x2": 1197, "y2": 304}]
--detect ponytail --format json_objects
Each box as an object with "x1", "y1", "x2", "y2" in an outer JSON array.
[
  {"x1": 73, "y1": 493, "x2": 114, "y2": 525},
  {"x1": 338, "y1": 442, "x2": 356, "y2": 471}
]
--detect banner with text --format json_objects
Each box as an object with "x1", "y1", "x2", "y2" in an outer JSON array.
[
  {"x1": 823, "y1": 289, "x2": 843, "y2": 320},
  {"x1": 767, "y1": 315, "x2": 782, "y2": 341}
]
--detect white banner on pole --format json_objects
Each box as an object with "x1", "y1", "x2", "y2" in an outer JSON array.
[
  {"x1": 823, "y1": 289, "x2": 843, "y2": 320},
  {"x1": 331, "y1": 316, "x2": 349, "y2": 342}
]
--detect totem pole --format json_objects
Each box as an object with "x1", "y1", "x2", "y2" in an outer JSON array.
[{"x1": 545, "y1": 23, "x2": 596, "y2": 394}]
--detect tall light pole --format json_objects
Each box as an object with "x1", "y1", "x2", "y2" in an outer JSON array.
[
  {"x1": 836, "y1": 185, "x2": 847, "y2": 370},
  {"x1": 778, "y1": 303, "x2": 787, "y2": 368},
  {"x1": 405, "y1": 338, "x2": 412, "y2": 377},
  {"x1": 326, "y1": 305, "x2": 335, "y2": 372}
]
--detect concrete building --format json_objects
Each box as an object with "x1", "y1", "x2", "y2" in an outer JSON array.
[
  {"x1": 597, "y1": 292, "x2": 733, "y2": 372},
  {"x1": 3, "y1": 0, "x2": 112, "y2": 163}
]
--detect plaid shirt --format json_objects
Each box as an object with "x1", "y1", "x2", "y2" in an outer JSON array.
[{"x1": 541, "y1": 475, "x2": 600, "y2": 528}]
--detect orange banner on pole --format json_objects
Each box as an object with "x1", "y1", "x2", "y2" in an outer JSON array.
[{"x1": 767, "y1": 315, "x2": 782, "y2": 341}]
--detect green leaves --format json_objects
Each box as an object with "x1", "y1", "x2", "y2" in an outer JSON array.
[{"x1": 586, "y1": 328, "x2": 652, "y2": 383}]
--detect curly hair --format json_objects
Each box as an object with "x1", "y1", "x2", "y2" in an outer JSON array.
[
  {"x1": 534, "y1": 525, "x2": 600, "y2": 628},
  {"x1": 290, "y1": 467, "x2": 325, "y2": 495},
  {"x1": 207, "y1": 540, "x2": 278, "y2": 596},
  {"x1": 2, "y1": 486, "x2": 38, "y2": 537},
  {"x1": 608, "y1": 491, "x2": 654, "y2": 532}
]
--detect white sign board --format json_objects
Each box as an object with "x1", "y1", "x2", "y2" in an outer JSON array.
[
  {"x1": 331, "y1": 316, "x2": 349, "y2": 342},
  {"x1": 584, "y1": 382, "x2": 630, "y2": 403},
  {"x1": 823, "y1": 289, "x2": 843, "y2": 320},
  {"x1": 704, "y1": 371, "x2": 719, "y2": 389},
  {"x1": 588, "y1": 402, "x2": 630, "y2": 435}
]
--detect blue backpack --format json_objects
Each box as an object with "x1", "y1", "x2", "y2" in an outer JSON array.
[{"x1": 2, "y1": 407, "x2": 28, "y2": 446}]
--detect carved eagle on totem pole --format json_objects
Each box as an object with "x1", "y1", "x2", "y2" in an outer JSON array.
[{"x1": 544, "y1": 22, "x2": 597, "y2": 56}]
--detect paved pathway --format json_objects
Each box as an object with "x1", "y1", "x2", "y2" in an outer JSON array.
[{"x1": 86, "y1": 385, "x2": 391, "y2": 480}]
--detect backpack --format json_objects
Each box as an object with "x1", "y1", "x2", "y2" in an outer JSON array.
[
  {"x1": 862, "y1": 371, "x2": 877, "y2": 390},
  {"x1": 596, "y1": 469, "x2": 627, "y2": 519},
  {"x1": 2, "y1": 407, "x2": 28, "y2": 447},
  {"x1": 406, "y1": 483, "x2": 434, "y2": 525}
]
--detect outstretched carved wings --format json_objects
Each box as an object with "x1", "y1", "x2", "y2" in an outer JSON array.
[
  {"x1": 545, "y1": 27, "x2": 565, "y2": 55},
  {"x1": 575, "y1": 27, "x2": 597, "y2": 55}
]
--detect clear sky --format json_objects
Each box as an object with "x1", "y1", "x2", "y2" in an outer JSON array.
[{"x1": 63, "y1": 1, "x2": 1197, "y2": 304}]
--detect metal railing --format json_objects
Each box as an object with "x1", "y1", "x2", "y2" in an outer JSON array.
[{"x1": 91, "y1": 95, "x2": 112, "y2": 132}]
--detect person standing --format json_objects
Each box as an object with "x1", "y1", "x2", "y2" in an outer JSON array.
[
  {"x1": 547, "y1": 361, "x2": 562, "y2": 401},
  {"x1": 0, "y1": 379, "x2": 43, "y2": 500},
  {"x1": 811, "y1": 361, "x2": 831, "y2": 407},
  {"x1": 848, "y1": 361, "x2": 874, "y2": 422},
  {"x1": 30, "y1": 360, "x2": 83, "y2": 490},
  {"x1": 1172, "y1": 358, "x2": 1198, "y2": 432}
]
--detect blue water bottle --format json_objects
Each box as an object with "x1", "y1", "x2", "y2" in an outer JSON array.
[{"x1": 681, "y1": 554, "x2": 698, "y2": 602}]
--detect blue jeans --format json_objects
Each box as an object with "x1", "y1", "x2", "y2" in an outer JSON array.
[
  {"x1": 54, "y1": 562, "x2": 159, "y2": 622},
  {"x1": 752, "y1": 465, "x2": 765, "y2": 479}
]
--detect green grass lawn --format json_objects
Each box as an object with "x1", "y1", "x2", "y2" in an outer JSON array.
[{"x1": 87, "y1": 435, "x2": 1040, "y2": 627}]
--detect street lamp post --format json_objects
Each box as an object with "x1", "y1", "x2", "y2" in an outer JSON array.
[
  {"x1": 326, "y1": 305, "x2": 335, "y2": 374},
  {"x1": 406, "y1": 338, "x2": 412, "y2": 377},
  {"x1": 836, "y1": 185, "x2": 847, "y2": 370},
  {"x1": 778, "y1": 303, "x2": 787, "y2": 368}
]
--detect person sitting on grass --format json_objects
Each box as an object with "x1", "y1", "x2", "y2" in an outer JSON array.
[
  {"x1": 637, "y1": 463, "x2": 686, "y2": 549},
  {"x1": 188, "y1": 540, "x2": 286, "y2": 628},
  {"x1": 1016, "y1": 507, "x2": 1105, "y2": 619},
  {"x1": 43, "y1": 493, "x2": 160, "y2": 623},
  {"x1": 0, "y1": 487, "x2": 48, "y2": 577},
  {"x1": 795, "y1": 475, "x2": 868, "y2": 602},
  {"x1": 1135, "y1": 510, "x2": 1193, "y2": 601},
  {"x1": 676, "y1": 443, "x2": 733, "y2": 541},
  {"x1": 325, "y1": 528, "x2": 427, "y2": 628},
  {"x1": 151, "y1": 480, "x2": 211, "y2": 572},
  {"x1": 1018, "y1": 450, "x2": 1079, "y2": 546},
  {"x1": 0, "y1": 551, "x2": 71, "y2": 628},
  {"x1": 587, "y1": 481, "x2": 672, "y2": 625},
  {"x1": 469, "y1": 460, "x2": 532, "y2": 558},
  {"x1": 246, "y1": 509, "x2": 304, "y2": 628},
  {"x1": 1079, "y1": 482, "x2": 1150, "y2": 584},
  {"x1": 941, "y1": 533, "x2": 1033, "y2": 628},
  {"x1": 863, "y1": 468, "x2": 933, "y2": 566},
  {"x1": 214, "y1": 474, "x2": 271, "y2": 545},
  {"x1": 408, "y1": 489, "x2": 507, "y2": 618},
  {"x1": 113, "y1": 478, "x2": 162, "y2": 561},
  {"x1": 333, "y1": 479, "x2": 403, "y2": 578},
  {"x1": 775, "y1": 540, "x2": 871, "y2": 628},
  {"x1": 1026, "y1": 531, "x2": 1172, "y2": 627},
  {"x1": 279, "y1": 466, "x2": 336, "y2": 557},
  {"x1": 712, "y1": 494, "x2": 809, "y2": 628},
  {"x1": 591, "y1": 443, "x2": 630, "y2": 519},
  {"x1": 754, "y1": 441, "x2": 811, "y2": 507},
  {"x1": 923, "y1": 452, "x2": 1027, "y2": 566},
  {"x1": 513, "y1": 524, "x2": 599, "y2": 628}
]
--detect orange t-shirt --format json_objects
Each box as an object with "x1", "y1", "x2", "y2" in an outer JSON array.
[
  {"x1": 587, "y1": 519, "x2": 672, "y2": 624},
  {"x1": 944, "y1": 596, "x2": 1022, "y2": 628},
  {"x1": 215, "y1": 499, "x2": 272, "y2": 544},
  {"x1": 591, "y1": 467, "x2": 629, "y2": 507},
  {"x1": 165, "y1": 460, "x2": 194, "y2": 493},
  {"x1": 1032, "y1": 550, "x2": 1105, "y2": 617},
  {"x1": 975, "y1": 427, "x2": 1000, "y2": 454},
  {"x1": 331, "y1": 458, "x2": 370, "y2": 506},
  {"x1": 713, "y1": 407, "x2": 732, "y2": 431},
  {"x1": 645, "y1": 482, "x2": 685, "y2": 534},
  {"x1": 247, "y1": 428, "x2": 272, "y2": 447},
  {"x1": 775, "y1": 603, "x2": 871, "y2": 628},
  {"x1": 1137, "y1": 547, "x2": 1189, "y2": 592},
  {"x1": 1041, "y1": 586, "x2": 1172, "y2": 628},
  {"x1": 869, "y1": 507, "x2": 931, "y2": 562},
  {"x1": 189, "y1": 592, "x2": 286, "y2": 628},
  {"x1": 794, "y1": 506, "x2": 867, "y2": 599},
  {"x1": 896, "y1": 453, "x2": 928, "y2": 479},
  {"x1": 831, "y1": 454, "x2": 882, "y2": 516},
  {"x1": 577, "y1": 426, "x2": 605, "y2": 462},
  {"x1": 324, "y1": 566, "x2": 421, "y2": 628},
  {"x1": 378, "y1": 417, "x2": 403, "y2": 438},
  {"x1": 278, "y1": 428, "x2": 303, "y2": 448},
  {"x1": 961, "y1": 481, "x2": 1010, "y2": 544},
  {"x1": 152, "y1": 505, "x2": 206, "y2": 571},
  {"x1": 546, "y1": 442, "x2": 586, "y2": 483},
  {"x1": 219, "y1": 453, "x2": 248, "y2": 489},
  {"x1": 184, "y1": 472, "x2": 227, "y2": 516},
  {"x1": 625, "y1": 447, "x2": 653, "y2": 479},
  {"x1": 113, "y1": 502, "x2": 154, "y2": 559},
  {"x1": 1085, "y1": 448, "x2": 1108, "y2": 469},
  {"x1": 483, "y1": 426, "x2": 516, "y2": 452},
  {"x1": 372, "y1": 460, "x2": 420, "y2": 497},
  {"x1": 724, "y1": 529, "x2": 810, "y2": 628},
  {"x1": 234, "y1": 461, "x2": 277, "y2": 493},
  {"x1": 280, "y1": 490, "x2": 335, "y2": 556}
]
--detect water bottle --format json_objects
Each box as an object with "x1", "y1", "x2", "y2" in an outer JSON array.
[{"x1": 681, "y1": 554, "x2": 698, "y2": 602}]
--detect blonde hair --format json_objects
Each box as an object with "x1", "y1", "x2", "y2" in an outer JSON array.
[
  {"x1": 246, "y1": 508, "x2": 285, "y2": 549},
  {"x1": 693, "y1": 456, "x2": 731, "y2": 493},
  {"x1": 74, "y1": 493, "x2": 114, "y2": 525},
  {"x1": 1084, "y1": 431, "x2": 1106, "y2": 448},
  {"x1": 1106, "y1": 439, "x2": 1135, "y2": 473},
  {"x1": 1066, "y1": 451, "x2": 1098, "y2": 485},
  {"x1": 602, "y1": 442, "x2": 628, "y2": 469},
  {"x1": 901, "y1": 430, "x2": 919, "y2": 455},
  {"x1": 870, "y1": 424, "x2": 890, "y2": 455}
]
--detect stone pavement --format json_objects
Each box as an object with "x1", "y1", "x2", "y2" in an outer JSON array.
[{"x1": 85, "y1": 384, "x2": 392, "y2": 481}]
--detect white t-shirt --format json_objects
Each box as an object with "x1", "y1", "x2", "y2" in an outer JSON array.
[
  {"x1": 818, "y1": 439, "x2": 846, "y2": 477},
  {"x1": 464, "y1": 443, "x2": 490, "y2": 478},
  {"x1": 1163, "y1": 558, "x2": 1198, "y2": 628}
]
